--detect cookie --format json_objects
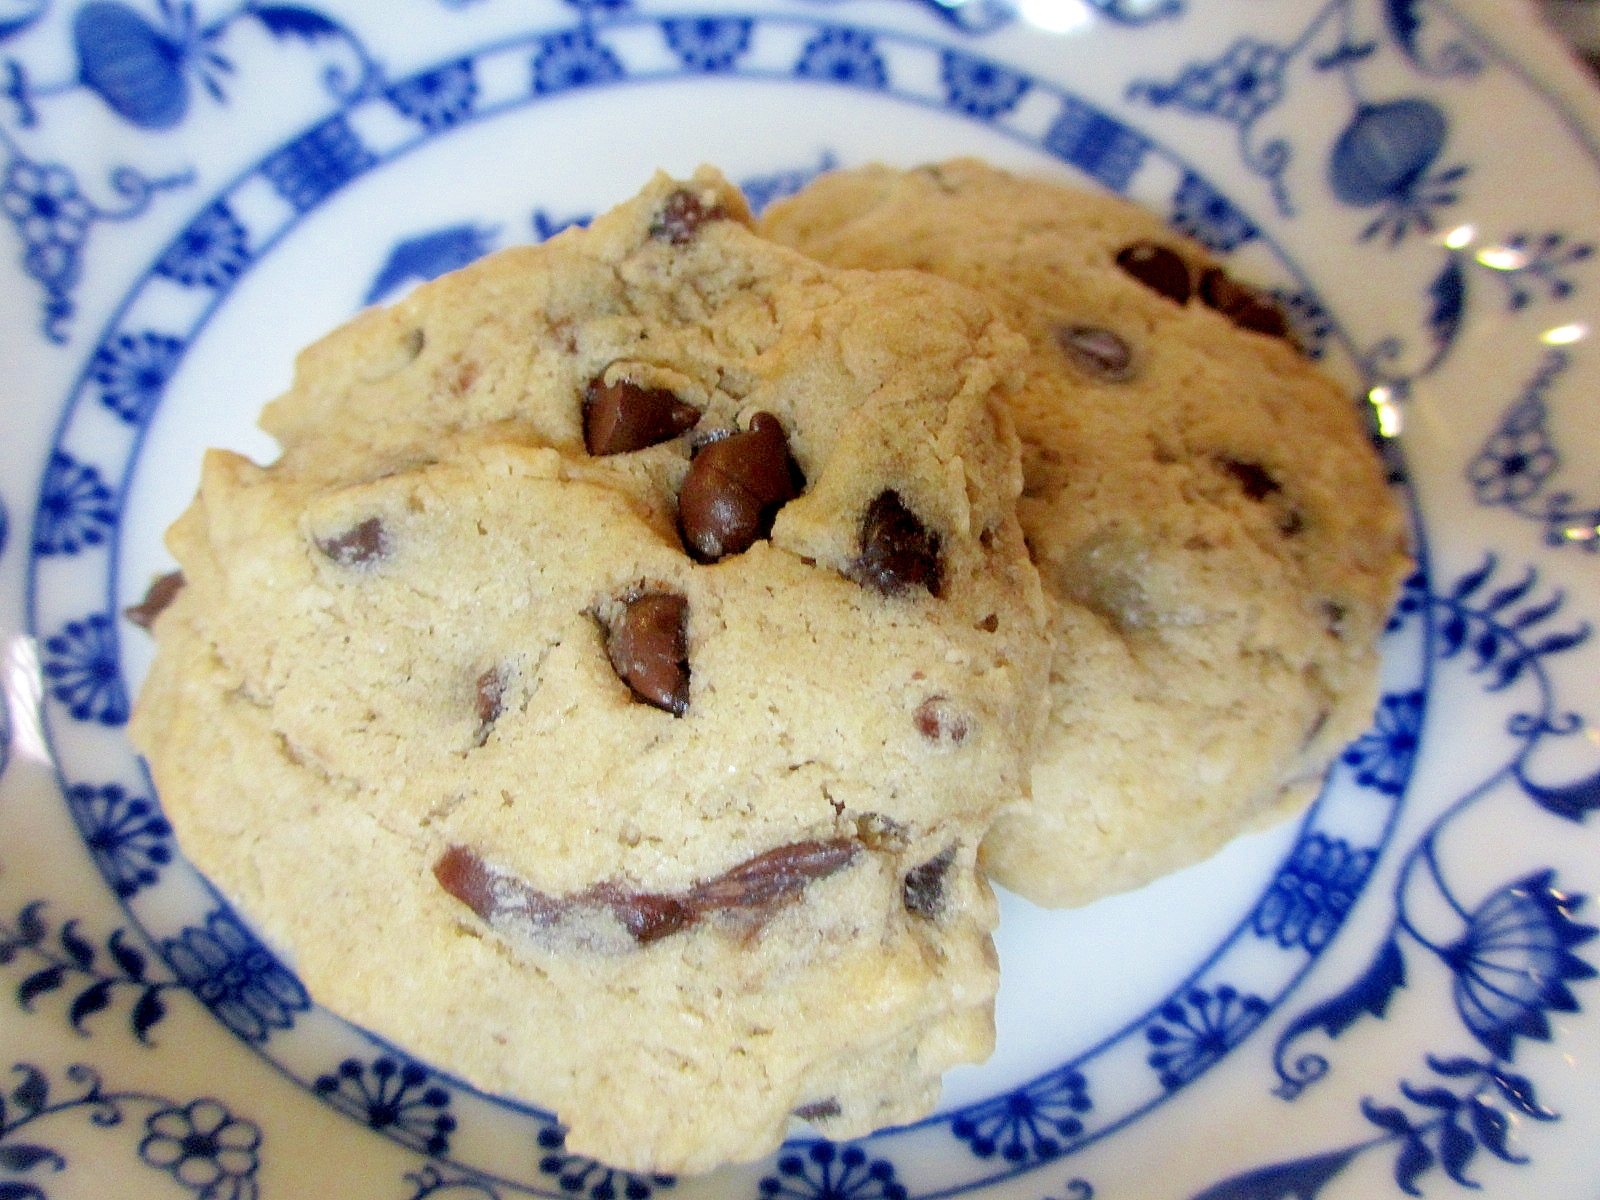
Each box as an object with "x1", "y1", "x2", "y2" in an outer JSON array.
[
  {"x1": 129, "y1": 167, "x2": 1049, "y2": 1172},
  {"x1": 762, "y1": 160, "x2": 1411, "y2": 907}
]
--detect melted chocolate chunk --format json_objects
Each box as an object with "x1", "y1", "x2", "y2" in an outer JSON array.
[
  {"x1": 1218, "y1": 457, "x2": 1281, "y2": 501},
  {"x1": 475, "y1": 666, "x2": 506, "y2": 730},
  {"x1": 1198, "y1": 266, "x2": 1291, "y2": 339},
  {"x1": 794, "y1": 1099, "x2": 842, "y2": 1122},
  {"x1": 903, "y1": 847, "x2": 955, "y2": 920},
  {"x1": 434, "y1": 838, "x2": 858, "y2": 947},
  {"x1": 913, "y1": 696, "x2": 970, "y2": 744},
  {"x1": 678, "y1": 413, "x2": 800, "y2": 562},
  {"x1": 124, "y1": 571, "x2": 185, "y2": 630},
  {"x1": 316, "y1": 517, "x2": 390, "y2": 566},
  {"x1": 651, "y1": 189, "x2": 726, "y2": 244},
  {"x1": 1115, "y1": 241, "x2": 1193, "y2": 305},
  {"x1": 584, "y1": 378, "x2": 701, "y2": 456},
  {"x1": 854, "y1": 491, "x2": 941, "y2": 598},
  {"x1": 607, "y1": 592, "x2": 690, "y2": 716},
  {"x1": 1056, "y1": 324, "x2": 1135, "y2": 382}
]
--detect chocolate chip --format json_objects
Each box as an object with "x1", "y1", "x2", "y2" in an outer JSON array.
[
  {"x1": 913, "y1": 696, "x2": 970, "y2": 744},
  {"x1": 794, "y1": 1099, "x2": 841, "y2": 1122},
  {"x1": 854, "y1": 490, "x2": 941, "y2": 598},
  {"x1": 678, "y1": 412, "x2": 800, "y2": 562},
  {"x1": 651, "y1": 188, "x2": 725, "y2": 244},
  {"x1": 607, "y1": 592, "x2": 690, "y2": 715},
  {"x1": 1115, "y1": 241, "x2": 1193, "y2": 305},
  {"x1": 903, "y1": 847, "x2": 955, "y2": 920},
  {"x1": 125, "y1": 570, "x2": 185, "y2": 630},
  {"x1": 1218, "y1": 457, "x2": 1280, "y2": 501},
  {"x1": 1198, "y1": 267, "x2": 1290, "y2": 339},
  {"x1": 1279, "y1": 509, "x2": 1305, "y2": 537},
  {"x1": 475, "y1": 666, "x2": 506, "y2": 731},
  {"x1": 435, "y1": 838, "x2": 858, "y2": 947},
  {"x1": 1056, "y1": 325, "x2": 1135, "y2": 382},
  {"x1": 583, "y1": 378, "x2": 701, "y2": 456},
  {"x1": 587, "y1": 884, "x2": 696, "y2": 944},
  {"x1": 316, "y1": 517, "x2": 390, "y2": 566},
  {"x1": 688, "y1": 839, "x2": 858, "y2": 914}
]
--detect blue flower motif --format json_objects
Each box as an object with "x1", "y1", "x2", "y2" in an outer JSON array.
[
  {"x1": 163, "y1": 910, "x2": 310, "y2": 1043},
  {"x1": 1169, "y1": 171, "x2": 1258, "y2": 252},
  {"x1": 156, "y1": 202, "x2": 250, "y2": 288},
  {"x1": 1160, "y1": 37, "x2": 1286, "y2": 125},
  {"x1": 2, "y1": 156, "x2": 90, "y2": 300},
  {"x1": 314, "y1": 1056, "x2": 457, "y2": 1155},
  {"x1": 1341, "y1": 690, "x2": 1424, "y2": 796},
  {"x1": 951, "y1": 1070, "x2": 1091, "y2": 1162},
  {"x1": 1442, "y1": 870, "x2": 1596, "y2": 1060},
  {"x1": 759, "y1": 1142, "x2": 905, "y2": 1200},
  {"x1": 261, "y1": 116, "x2": 377, "y2": 213},
  {"x1": 92, "y1": 330, "x2": 184, "y2": 425},
  {"x1": 1042, "y1": 96, "x2": 1148, "y2": 191},
  {"x1": 1479, "y1": 231, "x2": 1594, "y2": 311},
  {"x1": 1468, "y1": 400, "x2": 1559, "y2": 506},
  {"x1": 139, "y1": 1098, "x2": 261, "y2": 1200},
  {"x1": 1145, "y1": 985, "x2": 1269, "y2": 1089},
  {"x1": 1253, "y1": 834, "x2": 1376, "y2": 952},
  {"x1": 940, "y1": 49, "x2": 1029, "y2": 118},
  {"x1": 67, "y1": 781, "x2": 173, "y2": 897},
  {"x1": 661, "y1": 17, "x2": 751, "y2": 72},
  {"x1": 42, "y1": 612, "x2": 128, "y2": 724},
  {"x1": 532, "y1": 28, "x2": 624, "y2": 95},
  {"x1": 795, "y1": 28, "x2": 887, "y2": 90},
  {"x1": 537, "y1": 1125, "x2": 675, "y2": 1199},
  {"x1": 388, "y1": 60, "x2": 478, "y2": 131},
  {"x1": 34, "y1": 450, "x2": 117, "y2": 556}
]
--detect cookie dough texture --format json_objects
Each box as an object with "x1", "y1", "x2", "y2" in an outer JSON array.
[
  {"x1": 130, "y1": 168, "x2": 1049, "y2": 1172},
  {"x1": 763, "y1": 160, "x2": 1411, "y2": 907}
]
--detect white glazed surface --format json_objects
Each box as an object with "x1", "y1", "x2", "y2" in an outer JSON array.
[{"x1": 1, "y1": 2, "x2": 1598, "y2": 1198}]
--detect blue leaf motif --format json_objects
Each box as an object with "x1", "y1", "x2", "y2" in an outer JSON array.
[
  {"x1": 251, "y1": 4, "x2": 343, "y2": 41},
  {"x1": 1425, "y1": 256, "x2": 1465, "y2": 361},
  {"x1": 1519, "y1": 766, "x2": 1600, "y2": 823},
  {"x1": 1273, "y1": 938, "x2": 1405, "y2": 1096},
  {"x1": 1393, "y1": 1134, "x2": 1434, "y2": 1195},
  {"x1": 1188, "y1": 1146, "x2": 1360, "y2": 1200},
  {"x1": 1328, "y1": 100, "x2": 1447, "y2": 208}
]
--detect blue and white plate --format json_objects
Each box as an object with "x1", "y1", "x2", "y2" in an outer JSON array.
[{"x1": 3, "y1": 1, "x2": 1598, "y2": 1196}]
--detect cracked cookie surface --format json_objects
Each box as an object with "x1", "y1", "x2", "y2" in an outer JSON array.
[
  {"x1": 130, "y1": 167, "x2": 1047, "y2": 1173},
  {"x1": 763, "y1": 159, "x2": 1411, "y2": 907}
]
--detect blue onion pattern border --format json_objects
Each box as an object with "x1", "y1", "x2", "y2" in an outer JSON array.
[{"x1": 3, "y1": 2, "x2": 1594, "y2": 1198}]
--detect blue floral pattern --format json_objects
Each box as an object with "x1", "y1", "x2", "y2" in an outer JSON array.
[
  {"x1": 155, "y1": 202, "x2": 251, "y2": 289},
  {"x1": 67, "y1": 782, "x2": 173, "y2": 898},
  {"x1": 760, "y1": 1143, "x2": 906, "y2": 1200},
  {"x1": 1253, "y1": 835, "x2": 1377, "y2": 952},
  {"x1": 7, "y1": 5, "x2": 1598, "y2": 1197},
  {"x1": 661, "y1": 17, "x2": 752, "y2": 72},
  {"x1": 950, "y1": 1072, "x2": 1092, "y2": 1164},
  {"x1": 388, "y1": 60, "x2": 478, "y2": 131},
  {"x1": 940, "y1": 49, "x2": 1029, "y2": 117},
  {"x1": 1144, "y1": 986, "x2": 1270, "y2": 1090},
  {"x1": 91, "y1": 330, "x2": 184, "y2": 426},
  {"x1": 161, "y1": 912, "x2": 309, "y2": 1044},
  {"x1": 795, "y1": 28, "x2": 886, "y2": 89},
  {"x1": 140, "y1": 1098, "x2": 262, "y2": 1200},
  {"x1": 42, "y1": 612, "x2": 128, "y2": 724},
  {"x1": 532, "y1": 28, "x2": 624, "y2": 94},
  {"x1": 313, "y1": 1057, "x2": 457, "y2": 1155},
  {"x1": 537, "y1": 1125, "x2": 676, "y2": 1199},
  {"x1": 33, "y1": 450, "x2": 116, "y2": 556}
]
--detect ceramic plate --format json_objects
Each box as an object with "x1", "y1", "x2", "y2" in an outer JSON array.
[{"x1": 3, "y1": 0, "x2": 1599, "y2": 1196}]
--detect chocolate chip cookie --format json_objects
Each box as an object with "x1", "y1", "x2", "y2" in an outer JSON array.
[
  {"x1": 129, "y1": 168, "x2": 1048, "y2": 1172},
  {"x1": 763, "y1": 160, "x2": 1410, "y2": 907}
]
